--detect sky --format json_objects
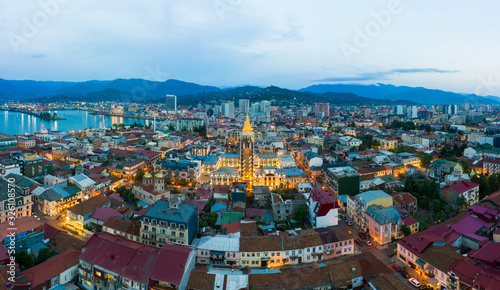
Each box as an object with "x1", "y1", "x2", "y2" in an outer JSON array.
[{"x1": 1, "y1": 0, "x2": 500, "y2": 95}]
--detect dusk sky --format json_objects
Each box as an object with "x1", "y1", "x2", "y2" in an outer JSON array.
[{"x1": 1, "y1": 1, "x2": 500, "y2": 95}]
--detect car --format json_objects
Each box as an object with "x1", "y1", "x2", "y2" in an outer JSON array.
[
  {"x1": 391, "y1": 264, "x2": 402, "y2": 272},
  {"x1": 32, "y1": 215, "x2": 40, "y2": 220},
  {"x1": 341, "y1": 214, "x2": 347, "y2": 220},
  {"x1": 400, "y1": 271, "x2": 410, "y2": 279},
  {"x1": 358, "y1": 233, "x2": 366, "y2": 239},
  {"x1": 346, "y1": 220, "x2": 353, "y2": 226},
  {"x1": 365, "y1": 240, "x2": 372, "y2": 246},
  {"x1": 409, "y1": 278, "x2": 421, "y2": 288},
  {"x1": 355, "y1": 239, "x2": 363, "y2": 246}
]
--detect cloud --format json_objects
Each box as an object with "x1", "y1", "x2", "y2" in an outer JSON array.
[{"x1": 314, "y1": 68, "x2": 459, "y2": 82}]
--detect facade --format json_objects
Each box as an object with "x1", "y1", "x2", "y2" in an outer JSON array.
[
  {"x1": 392, "y1": 192, "x2": 418, "y2": 215},
  {"x1": 34, "y1": 185, "x2": 81, "y2": 216},
  {"x1": 442, "y1": 180, "x2": 480, "y2": 207},
  {"x1": 22, "y1": 248, "x2": 80, "y2": 290},
  {"x1": 140, "y1": 198, "x2": 198, "y2": 246},
  {"x1": 79, "y1": 232, "x2": 196, "y2": 290},
  {"x1": 102, "y1": 216, "x2": 141, "y2": 242},
  {"x1": 365, "y1": 205, "x2": 401, "y2": 245},
  {"x1": 239, "y1": 99, "x2": 250, "y2": 113},
  {"x1": 157, "y1": 159, "x2": 201, "y2": 183},
  {"x1": 271, "y1": 193, "x2": 307, "y2": 221},
  {"x1": 132, "y1": 173, "x2": 170, "y2": 205},
  {"x1": 196, "y1": 233, "x2": 240, "y2": 266},
  {"x1": 0, "y1": 174, "x2": 36, "y2": 223},
  {"x1": 239, "y1": 236, "x2": 283, "y2": 268},
  {"x1": 0, "y1": 159, "x2": 20, "y2": 177},
  {"x1": 351, "y1": 190, "x2": 393, "y2": 232},
  {"x1": 17, "y1": 153, "x2": 45, "y2": 178},
  {"x1": 166, "y1": 94, "x2": 177, "y2": 113},
  {"x1": 222, "y1": 101, "x2": 235, "y2": 118},
  {"x1": 325, "y1": 166, "x2": 360, "y2": 197},
  {"x1": 314, "y1": 102, "x2": 330, "y2": 118},
  {"x1": 306, "y1": 188, "x2": 339, "y2": 228},
  {"x1": 0, "y1": 133, "x2": 17, "y2": 149}
]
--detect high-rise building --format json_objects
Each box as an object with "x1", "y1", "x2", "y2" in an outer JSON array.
[
  {"x1": 315, "y1": 103, "x2": 330, "y2": 118},
  {"x1": 165, "y1": 94, "x2": 177, "y2": 114},
  {"x1": 261, "y1": 101, "x2": 271, "y2": 114},
  {"x1": 240, "y1": 115, "x2": 255, "y2": 186},
  {"x1": 222, "y1": 102, "x2": 235, "y2": 118},
  {"x1": 239, "y1": 99, "x2": 250, "y2": 113}
]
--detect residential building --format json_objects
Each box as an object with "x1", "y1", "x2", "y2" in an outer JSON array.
[
  {"x1": 0, "y1": 173, "x2": 36, "y2": 223},
  {"x1": 365, "y1": 205, "x2": 401, "y2": 245},
  {"x1": 79, "y1": 232, "x2": 195, "y2": 290},
  {"x1": 166, "y1": 94, "x2": 177, "y2": 114},
  {"x1": 271, "y1": 193, "x2": 306, "y2": 221},
  {"x1": 157, "y1": 158, "x2": 201, "y2": 184},
  {"x1": 140, "y1": 198, "x2": 198, "y2": 246},
  {"x1": 22, "y1": 248, "x2": 80, "y2": 290},
  {"x1": 102, "y1": 216, "x2": 141, "y2": 242},
  {"x1": 17, "y1": 136, "x2": 36, "y2": 148},
  {"x1": 196, "y1": 233, "x2": 240, "y2": 266},
  {"x1": 299, "y1": 230, "x2": 324, "y2": 263},
  {"x1": 0, "y1": 133, "x2": 17, "y2": 149},
  {"x1": 65, "y1": 195, "x2": 110, "y2": 231},
  {"x1": 392, "y1": 192, "x2": 418, "y2": 215},
  {"x1": 351, "y1": 190, "x2": 393, "y2": 232},
  {"x1": 239, "y1": 236, "x2": 283, "y2": 268},
  {"x1": 132, "y1": 173, "x2": 170, "y2": 205},
  {"x1": 17, "y1": 153, "x2": 45, "y2": 178},
  {"x1": 442, "y1": 180, "x2": 480, "y2": 207},
  {"x1": 0, "y1": 216, "x2": 44, "y2": 254},
  {"x1": 34, "y1": 185, "x2": 81, "y2": 216},
  {"x1": 325, "y1": 166, "x2": 360, "y2": 197},
  {"x1": 0, "y1": 159, "x2": 20, "y2": 177},
  {"x1": 315, "y1": 228, "x2": 354, "y2": 260},
  {"x1": 305, "y1": 188, "x2": 339, "y2": 228},
  {"x1": 239, "y1": 99, "x2": 250, "y2": 113}
]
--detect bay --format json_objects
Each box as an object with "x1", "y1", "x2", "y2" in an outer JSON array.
[{"x1": 0, "y1": 110, "x2": 151, "y2": 135}]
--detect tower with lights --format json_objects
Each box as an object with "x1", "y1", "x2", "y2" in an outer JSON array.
[{"x1": 240, "y1": 114, "x2": 254, "y2": 190}]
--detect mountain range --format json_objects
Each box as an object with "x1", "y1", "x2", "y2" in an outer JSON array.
[{"x1": 0, "y1": 78, "x2": 497, "y2": 105}]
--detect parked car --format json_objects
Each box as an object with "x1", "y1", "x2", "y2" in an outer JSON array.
[
  {"x1": 355, "y1": 239, "x2": 363, "y2": 246},
  {"x1": 409, "y1": 278, "x2": 421, "y2": 288},
  {"x1": 346, "y1": 220, "x2": 353, "y2": 226},
  {"x1": 358, "y1": 233, "x2": 366, "y2": 239},
  {"x1": 391, "y1": 264, "x2": 402, "y2": 272},
  {"x1": 341, "y1": 214, "x2": 347, "y2": 220},
  {"x1": 400, "y1": 271, "x2": 410, "y2": 279},
  {"x1": 365, "y1": 239, "x2": 372, "y2": 246}
]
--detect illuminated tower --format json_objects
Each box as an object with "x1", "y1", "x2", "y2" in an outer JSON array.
[{"x1": 240, "y1": 114, "x2": 254, "y2": 188}]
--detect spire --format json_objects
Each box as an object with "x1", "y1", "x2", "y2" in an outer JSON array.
[{"x1": 243, "y1": 113, "x2": 253, "y2": 131}]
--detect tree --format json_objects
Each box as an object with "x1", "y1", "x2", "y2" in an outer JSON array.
[
  {"x1": 36, "y1": 248, "x2": 53, "y2": 264},
  {"x1": 428, "y1": 199, "x2": 442, "y2": 212},
  {"x1": 293, "y1": 208, "x2": 307, "y2": 222},
  {"x1": 401, "y1": 225, "x2": 412, "y2": 237},
  {"x1": 417, "y1": 152, "x2": 434, "y2": 167},
  {"x1": 15, "y1": 251, "x2": 34, "y2": 271},
  {"x1": 134, "y1": 169, "x2": 145, "y2": 182},
  {"x1": 456, "y1": 196, "x2": 468, "y2": 211},
  {"x1": 207, "y1": 108, "x2": 214, "y2": 117},
  {"x1": 102, "y1": 160, "x2": 110, "y2": 166}
]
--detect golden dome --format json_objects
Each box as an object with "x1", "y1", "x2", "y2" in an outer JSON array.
[{"x1": 242, "y1": 114, "x2": 253, "y2": 131}]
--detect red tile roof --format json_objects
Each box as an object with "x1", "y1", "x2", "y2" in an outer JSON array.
[
  {"x1": 22, "y1": 248, "x2": 81, "y2": 288},
  {"x1": 149, "y1": 243, "x2": 194, "y2": 287},
  {"x1": 90, "y1": 207, "x2": 122, "y2": 222},
  {"x1": 449, "y1": 180, "x2": 479, "y2": 194},
  {"x1": 0, "y1": 217, "x2": 42, "y2": 241},
  {"x1": 222, "y1": 221, "x2": 241, "y2": 234}
]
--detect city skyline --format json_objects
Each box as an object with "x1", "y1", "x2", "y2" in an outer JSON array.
[{"x1": 2, "y1": 1, "x2": 500, "y2": 96}]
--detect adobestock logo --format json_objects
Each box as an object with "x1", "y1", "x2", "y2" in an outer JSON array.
[
  {"x1": 8, "y1": 0, "x2": 71, "y2": 53},
  {"x1": 340, "y1": 0, "x2": 403, "y2": 63}
]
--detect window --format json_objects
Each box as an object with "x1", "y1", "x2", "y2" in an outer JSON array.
[
  {"x1": 271, "y1": 253, "x2": 275, "y2": 257},
  {"x1": 252, "y1": 253, "x2": 255, "y2": 257},
  {"x1": 277, "y1": 252, "x2": 280, "y2": 256}
]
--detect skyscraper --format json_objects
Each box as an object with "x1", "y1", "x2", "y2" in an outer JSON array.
[
  {"x1": 222, "y1": 102, "x2": 235, "y2": 118},
  {"x1": 314, "y1": 102, "x2": 330, "y2": 118},
  {"x1": 166, "y1": 95, "x2": 177, "y2": 114},
  {"x1": 240, "y1": 114, "x2": 254, "y2": 186},
  {"x1": 239, "y1": 99, "x2": 250, "y2": 113}
]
